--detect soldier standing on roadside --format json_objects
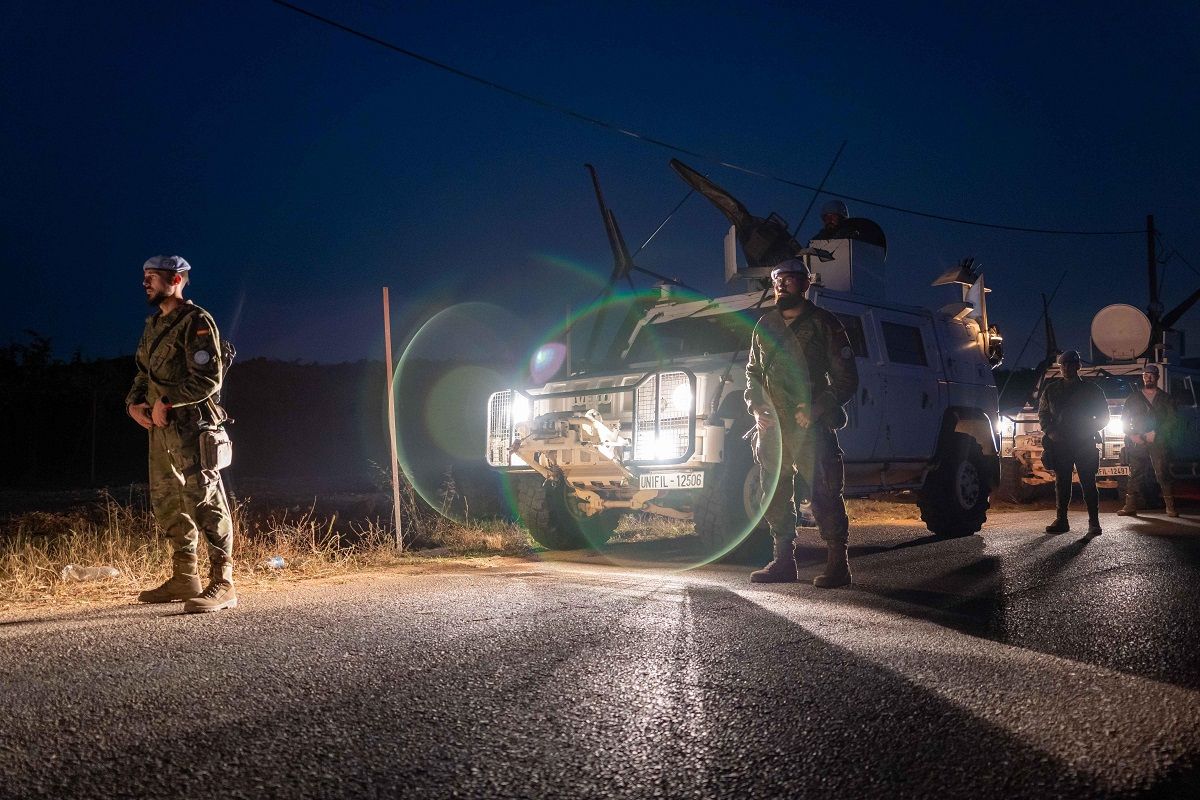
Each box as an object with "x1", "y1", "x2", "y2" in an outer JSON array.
[
  {"x1": 1117, "y1": 364, "x2": 1179, "y2": 518},
  {"x1": 746, "y1": 257, "x2": 859, "y2": 587},
  {"x1": 126, "y1": 255, "x2": 237, "y2": 613},
  {"x1": 1038, "y1": 350, "x2": 1109, "y2": 536}
]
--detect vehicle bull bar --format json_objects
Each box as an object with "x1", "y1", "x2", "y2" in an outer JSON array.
[{"x1": 485, "y1": 369, "x2": 697, "y2": 467}]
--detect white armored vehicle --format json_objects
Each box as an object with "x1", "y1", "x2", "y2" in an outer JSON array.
[
  {"x1": 999, "y1": 290, "x2": 1200, "y2": 500},
  {"x1": 485, "y1": 162, "x2": 1006, "y2": 550}
]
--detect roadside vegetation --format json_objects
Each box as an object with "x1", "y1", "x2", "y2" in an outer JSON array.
[
  {"x1": 1, "y1": 485, "x2": 934, "y2": 611},
  {"x1": 0, "y1": 490, "x2": 534, "y2": 610}
]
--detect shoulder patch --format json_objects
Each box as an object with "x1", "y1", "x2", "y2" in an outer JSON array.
[{"x1": 193, "y1": 350, "x2": 211, "y2": 365}]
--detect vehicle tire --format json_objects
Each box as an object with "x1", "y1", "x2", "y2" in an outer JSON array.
[
  {"x1": 513, "y1": 475, "x2": 619, "y2": 550},
  {"x1": 693, "y1": 434, "x2": 767, "y2": 551},
  {"x1": 919, "y1": 432, "x2": 991, "y2": 537}
]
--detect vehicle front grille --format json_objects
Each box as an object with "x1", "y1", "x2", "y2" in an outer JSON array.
[
  {"x1": 632, "y1": 370, "x2": 694, "y2": 462},
  {"x1": 486, "y1": 390, "x2": 514, "y2": 466}
]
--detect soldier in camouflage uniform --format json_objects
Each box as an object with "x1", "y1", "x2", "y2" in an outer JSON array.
[
  {"x1": 746, "y1": 258, "x2": 859, "y2": 587},
  {"x1": 1117, "y1": 363, "x2": 1179, "y2": 518},
  {"x1": 1038, "y1": 349, "x2": 1108, "y2": 536},
  {"x1": 126, "y1": 255, "x2": 236, "y2": 613}
]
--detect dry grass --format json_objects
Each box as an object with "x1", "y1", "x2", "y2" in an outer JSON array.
[
  {"x1": 846, "y1": 496, "x2": 924, "y2": 523},
  {"x1": 1, "y1": 489, "x2": 934, "y2": 611},
  {"x1": 612, "y1": 514, "x2": 694, "y2": 543},
  {"x1": 0, "y1": 493, "x2": 534, "y2": 611}
]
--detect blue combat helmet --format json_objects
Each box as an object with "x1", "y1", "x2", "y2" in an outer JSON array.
[{"x1": 143, "y1": 255, "x2": 191, "y2": 273}]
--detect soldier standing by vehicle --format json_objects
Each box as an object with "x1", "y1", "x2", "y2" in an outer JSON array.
[
  {"x1": 126, "y1": 255, "x2": 237, "y2": 613},
  {"x1": 1117, "y1": 364, "x2": 1179, "y2": 517},
  {"x1": 746, "y1": 258, "x2": 859, "y2": 587},
  {"x1": 1038, "y1": 350, "x2": 1109, "y2": 536}
]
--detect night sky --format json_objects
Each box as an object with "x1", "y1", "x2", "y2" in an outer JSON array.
[{"x1": 2, "y1": 1, "x2": 1197, "y2": 368}]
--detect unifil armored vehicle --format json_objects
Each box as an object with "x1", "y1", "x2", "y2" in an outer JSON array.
[{"x1": 485, "y1": 161, "x2": 1006, "y2": 551}]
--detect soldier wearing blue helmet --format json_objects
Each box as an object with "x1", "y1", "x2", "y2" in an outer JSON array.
[
  {"x1": 127, "y1": 255, "x2": 236, "y2": 612},
  {"x1": 1038, "y1": 350, "x2": 1109, "y2": 535},
  {"x1": 745, "y1": 256, "x2": 859, "y2": 587}
]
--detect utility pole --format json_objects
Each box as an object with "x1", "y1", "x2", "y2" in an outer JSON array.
[
  {"x1": 1146, "y1": 214, "x2": 1163, "y2": 362},
  {"x1": 90, "y1": 388, "x2": 97, "y2": 485},
  {"x1": 382, "y1": 287, "x2": 404, "y2": 551},
  {"x1": 1147, "y1": 215, "x2": 1159, "y2": 320}
]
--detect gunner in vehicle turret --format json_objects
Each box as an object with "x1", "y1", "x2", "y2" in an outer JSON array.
[
  {"x1": 811, "y1": 199, "x2": 851, "y2": 240},
  {"x1": 746, "y1": 257, "x2": 859, "y2": 587}
]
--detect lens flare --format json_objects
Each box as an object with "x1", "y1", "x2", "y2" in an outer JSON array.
[
  {"x1": 390, "y1": 282, "x2": 802, "y2": 572},
  {"x1": 529, "y1": 343, "x2": 567, "y2": 384},
  {"x1": 506, "y1": 287, "x2": 789, "y2": 571},
  {"x1": 393, "y1": 302, "x2": 530, "y2": 524}
]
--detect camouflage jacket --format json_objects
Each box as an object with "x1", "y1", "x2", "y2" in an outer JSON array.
[
  {"x1": 125, "y1": 301, "x2": 224, "y2": 417},
  {"x1": 1038, "y1": 377, "x2": 1108, "y2": 443},
  {"x1": 745, "y1": 303, "x2": 858, "y2": 429},
  {"x1": 1121, "y1": 386, "x2": 1177, "y2": 441}
]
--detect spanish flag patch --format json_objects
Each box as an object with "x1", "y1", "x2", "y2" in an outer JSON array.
[{"x1": 196, "y1": 328, "x2": 210, "y2": 336}]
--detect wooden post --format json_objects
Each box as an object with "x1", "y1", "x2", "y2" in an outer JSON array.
[
  {"x1": 1147, "y1": 214, "x2": 1158, "y2": 322},
  {"x1": 382, "y1": 287, "x2": 404, "y2": 551},
  {"x1": 90, "y1": 388, "x2": 97, "y2": 485},
  {"x1": 1146, "y1": 214, "x2": 1165, "y2": 363}
]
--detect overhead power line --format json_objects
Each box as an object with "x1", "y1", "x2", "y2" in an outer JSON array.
[
  {"x1": 1156, "y1": 232, "x2": 1200, "y2": 280},
  {"x1": 268, "y1": 0, "x2": 1145, "y2": 237}
]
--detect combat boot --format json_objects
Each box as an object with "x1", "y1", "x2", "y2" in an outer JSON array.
[
  {"x1": 1165, "y1": 496, "x2": 1179, "y2": 518},
  {"x1": 750, "y1": 536, "x2": 798, "y2": 583},
  {"x1": 813, "y1": 542, "x2": 851, "y2": 588},
  {"x1": 138, "y1": 553, "x2": 202, "y2": 603},
  {"x1": 184, "y1": 562, "x2": 237, "y2": 613},
  {"x1": 1041, "y1": 515, "x2": 1070, "y2": 534},
  {"x1": 1117, "y1": 497, "x2": 1138, "y2": 516},
  {"x1": 1085, "y1": 497, "x2": 1102, "y2": 536}
]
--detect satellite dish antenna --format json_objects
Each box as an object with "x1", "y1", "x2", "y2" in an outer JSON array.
[
  {"x1": 1091, "y1": 304, "x2": 1152, "y2": 360},
  {"x1": 669, "y1": 159, "x2": 804, "y2": 270}
]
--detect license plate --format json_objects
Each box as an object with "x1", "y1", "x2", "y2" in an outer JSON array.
[
  {"x1": 1098, "y1": 466, "x2": 1130, "y2": 476},
  {"x1": 638, "y1": 471, "x2": 704, "y2": 490}
]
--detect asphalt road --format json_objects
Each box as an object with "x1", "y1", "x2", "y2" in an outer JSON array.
[{"x1": 2, "y1": 510, "x2": 1199, "y2": 799}]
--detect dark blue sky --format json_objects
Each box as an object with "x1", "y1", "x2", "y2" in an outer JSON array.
[{"x1": 2, "y1": 1, "x2": 1197, "y2": 367}]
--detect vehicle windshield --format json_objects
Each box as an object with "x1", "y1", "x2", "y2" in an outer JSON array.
[
  {"x1": 625, "y1": 310, "x2": 763, "y2": 364},
  {"x1": 1084, "y1": 373, "x2": 1138, "y2": 400}
]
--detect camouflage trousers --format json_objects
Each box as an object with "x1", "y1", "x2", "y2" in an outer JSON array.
[
  {"x1": 1124, "y1": 439, "x2": 1174, "y2": 504},
  {"x1": 1046, "y1": 436, "x2": 1100, "y2": 518},
  {"x1": 761, "y1": 425, "x2": 849, "y2": 545},
  {"x1": 148, "y1": 417, "x2": 233, "y2": 568}
]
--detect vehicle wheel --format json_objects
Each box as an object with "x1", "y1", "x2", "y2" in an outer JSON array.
[
  {"x1": 693, "y1": 433, "x2": 767, "y2": 551},
  {"x1": 513, "y1": 475, "x2": 619, "y2": 550},
  {"x1": 919, "y1": 432, "x2": 991, "y2": 537}
]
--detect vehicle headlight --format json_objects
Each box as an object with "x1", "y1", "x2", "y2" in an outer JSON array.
[
  {"x1": 633, "y1": 371, "x2": 694, "y2": 461},
  {"x1": 996, "y1": 415, "x2": 1016, "y2": 438},
  {"x1": 486, "y1": 390, "x2": 537, "y2": 466},
  {"x1": 650, "y1": 432, "x2": 687, "y2": 461},
  {"x1": 1105, "y1": 416, "x2": 1123, "y2": 437},
  {"x1": 667, "y1": 382, "x2": 693, "y2": 415},
  {"x1": 512, "y1": 393, "x2": 532, "y2": 424}
]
